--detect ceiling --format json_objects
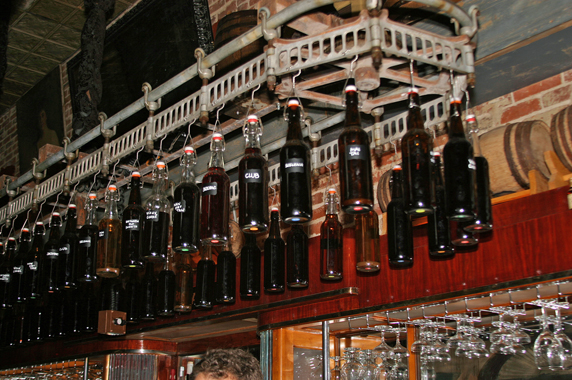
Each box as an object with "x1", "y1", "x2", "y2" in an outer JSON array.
[{"x1": 0, "y1": 0, "x2": 140, "y2": 116}]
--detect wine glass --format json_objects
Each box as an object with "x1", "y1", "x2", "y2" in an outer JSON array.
[
  {"x1": 374, "y1": 326, "x2": 395, "y2": 366},
  {"x1": 340, "y1": 347, "x2": 363, "y2": 380},
  {"x1": 554, "y1": 308, "x2": 572, "y2": 369},
  {"x1": 534, "y1": 306, "x2": 564, "y2": 370},
  {"x1": 393, "y1": 324, "x2": 410, "y2": 361},
  {"x1": 331, "y1": 356, "x2": 342, "y2": 380}
]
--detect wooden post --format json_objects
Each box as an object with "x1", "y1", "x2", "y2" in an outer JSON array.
[{"x1": 272, "y1": 328, "x2": 294, "y2": 380}]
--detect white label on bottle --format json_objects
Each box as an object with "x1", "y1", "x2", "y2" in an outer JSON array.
[
  {"x1": 13, "y1": 265, "x2": 23, "y2": 274},
  {"x1": 0, "y1": 274, "x2": 10, "y2": 283},
  {"x1": 46, "y1": 250, "x2": 59, "y2": 258},
  {"x1": 146, "y1": 210, "x2": 159, "y2": 222},
  {"x1": 79, "y1": 238, "x2": 91, "y2": 247},
  {"x1": 59, "y1": 244, "x2": 70, "y2": 255},
  {"x1": 125, "y1": 219, "x2": 140, "y2": 230},
  {"x1": 468, "y1": 158, "x2": 476, "y2": 171},
  {"x1": 27, "y1": 261, "x2": 38, "y2": 271},
  {"x1": 346, "y1": 144, "x2": 368, "y2": 161},
  {"x1": 244, "y1": 169, "x2": 262, "y2": 184},
  {"x1": 98, "y1": 229, "x2": 107, "y2": 240},
  {"x1": 202, "y1": 182, "x2": 218, "y2": 196},
  {"x1": 285, "y1": 159, "x2": 304, "y2": 173},
  {"x1": 174, "y1": 200, "x2": 186, "y2": 213}
]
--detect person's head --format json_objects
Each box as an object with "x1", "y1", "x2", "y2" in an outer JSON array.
[{"x1": 190, "y1": 348, "x2": 262, "y2": 380}]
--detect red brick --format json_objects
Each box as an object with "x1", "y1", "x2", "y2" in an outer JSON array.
[
  {"x1": 500, "y1": 98, "x2": 542, "y2": 124},
  {"x1": 563, "y1": 70, "x2": 572, "y2": 83},
  {"x1": 513, "y1": 75, "x2": 561, "y2": 102},
  {"x1": 312, "y1": 191, "x2": 323, "y2": 205},
  {"x1": 309, "y1": 221, "x2": 321, "y2": 237},
  {"x1": 312, "y1": 206, "x2": 326, "y2": 220},
  {"x1": 541, "y1": 84, "x2": 572, "y2": 107},
  {"x1": 209, "y1": 0, "x2": 226, "y2": 15}
]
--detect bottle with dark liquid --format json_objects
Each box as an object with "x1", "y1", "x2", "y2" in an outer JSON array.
[
  {"x1": 157, "y1": 247, "x2": 176, "y2": 317},
  {"x1": 173, "y1": 147, "x2": 201, "y2": 253},
  {"x1": 287, "y1": 224, "x2": 309, "y2": 288},
  {"x1": 99, "y1": 277, "x2": 124, "y2": 312},
  {"x1": 240, "y1": 234, "x2": 261, "y2": 297},
  {"x1": 465, "y1": 115, "x2": 493, "y2": 232},
  {"x1": 201, "y1": 133, "x2": 230, "y2": 246},
  {"x1": 141, "y1": 262, "x2": 157, "y2": 320},
  {"x1": 43, "y1": 212, "x2": 62, "y2": 293},
  {"x1": 66, "y1": 285, "x2": 82, "y2": 335},
  {"x1": 264, "y1": 207, "x2": 285, "y2": 292},
  {"x1": 443, "y1": 99, "x2": 476, "y2": 221},
  {"x1": 25, "y1": 221, "x2": 45, "y2": 300},
  {"x1": 338, "y1": 79, "x2": 374, "y2": 214},
  {"x1": 12, "y1": 227, "x2": 31, "y2": 304},
  {"x1": 97, "y1": 185, "x2": 122, "y2": 277},
  {"x1": 80, "y1": 282, "x2": 98, "y2": 332},
  {"x1": 122, "y1": 171, "x2": 145, "y2": 268},
  {"x1": 320, "y1": 188, "x2": 343, "y2": 280},
  {"x1": 451, "y1": 220, "x2": 479, "y2": 247},
  {"x1": 174, "y1": 253, "x2": 193, "y2": 313},
  {"x1": 215, "y1": 242, "x2": 236, "y2": 304},
  {"x1": 427, "y1": 153, "x2": 454, "y2": 257},
  {"x1": 43, "y1": 290, "x2": 64, "y2": 340},
  {"x1": 59, "y1": 204, "x2": 78, "y2": 289},
  {"x1": 280, "y1": 99, "x2": 313, "y2": 224},
  {"x1": 0, "y1": 237, "x2": 15, "y2": 308},
  {"x1": 387, "y1": 166, "x2": 414, "y2": 266},
  {"x1": 194, "y1": 244, "x2": 216, "y2": 308},
  {"x1": 239, "y1": 115, "x2": 269, "y2": 232},
  {"x1": 355, "y1": 210, "x2": 381, "y2": 272},
  {"x1": 401, "y1": 88, "x2": 434, "y2": 216},
  {"x1": 142, "y1": 161, "x2": 172, "y2": 261},
  {"x1": 77, "y1": 193, "x2": 99, "y2": 283},
  {"x1": 123, "y1": 268, "x2": 141, "y2": 323}
]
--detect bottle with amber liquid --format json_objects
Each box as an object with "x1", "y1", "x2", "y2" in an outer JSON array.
[
  {"x1": 96, "y1": 185, "x2": 122, "y2": 277},
  {"x1": 122, "y1": 172, "x2": 145, "y2": 268},
  {"x1": 77, "y1": 193, "x2": 99, "y2": 282},
  {"x1": 194, "y1": 244, "x2": 216, "y2": 308},
  {"x1": 43, "y1": 212, "x2": 62, "y2": 293},
  {"x1": 287, "y1": 224, "x2": 309, "y2": 288},
  {"x1": 387, "y1": 166, "x2": 414, "y2": 266},
  {"x1": 320, "y1": 188, "x2": 343, "y2": 280},
  {"x1": 201, "y1": 133, "x2": 230, "y2": 246},
  {"x1": 25, "y1": 221, "x2": 45, "y2": 300},
  {"x1": 59, "y1": 204, "x2": 78, "y2": 289},
  {"x1": 240, "y1": 234, "x2": 261, "y2": 298},
  {"x1": 141, "y1": 262, "x2": 157, "y2": 321},
  {"x1": 124, "y1": 268, "x2": 141, "y2": 324},
  {"x1": 427, "y1": 153, "x2": 454, "y2": 257},
  {"x1": 280, "y1": 99, "x2": 313, "y2": 224},
  {"x1": 264, "y1": 207, "x2": 285, "y2": 292},
  {"x1": 215, "y1": 242, "x2": 236, "y2": 304},
  {"x1": 173, "y1": 147, "x2": 201, "y2": 253},
  {"x1": 157, "y1": 247, "x2": 176, "y2": 317},
  {"x1": 239, "y1": 115, "x2": 269, "y2": 233},
  {"x1": 401, "y1": 88, "x2": 434, "y2": 216},
  {"x1": 142, "y1": 162, "x2": 171, "y2": 261},
  {"x1": 465, "y1": 115, "x2": 493, "y2": 232},
  {"x1": 355, "y1": 210, "x2": 381, "y2": 272},
  {"x1": 11, "y1": 227, "x2": 31, "y2": 304},
  {"x1": 0, "y1": 237, "x2": 15, "y2": 308},
  {"x1": 174, "y1": 253, "x2": 193, "y2": 313},
  {"x1": 338, "y1": 79, "x2": 374, "y2": 214},
  {"x1": 443, "y1": 99, "x2": 475, "y2": 221}
]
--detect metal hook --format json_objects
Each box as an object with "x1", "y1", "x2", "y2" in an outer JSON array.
[
  {"x1": 134, "y1": 146, "x2": 145, "y2": 170},
  {"x1": 107, "y1": 160, "x2": 120, "y2": 189},
  {"x1": 465, "y1": 89, "x2": 471, "y2": 111},
  {"x1": 34, "y1": 199, "x2": 47, "y2": 225},
  {"x1": 326, "y1": 165, "x2": 333, "y2": 187},
  {"x1": 270, "y1": 185, "x2": 277, "y2": 207},
  {"x1": 292, "y1": 70, "x2": 302, "y2": 91},
  {"x1": 350, "y1": 54, "x2": 359, "y2": 76},
  {"x1": 389, "y1": 135, "x2": 398, "y2": 156},
  {"x1": 22, "y1": 209, "x2": 32, "y2": 230},
  {"x1": 215, "y1": 103, "x2": 226, "y2": 131},
  {"x1": 251, "y1": 84, "x2": 261, "y2": 109},
  {"x1": 87, "y1": 170, "x2": 101, "y2": 195},
  {"x1": 51, "y1": 190, "x2": 63, "y2": 217},
  {"x1": 67, "y1": 181, "x2": 80, "y2": 208},
  {"x1": 409, "y1": 59, "x2": 415, "y2": 89},
  {"x1": 183, "y1": 118, "x2": 197, "y2": 148},
  {"x1": 157, "y1": 134, "x2": 168, "y2": 160}
]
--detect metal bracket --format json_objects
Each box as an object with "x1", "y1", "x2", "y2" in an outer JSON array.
[
  {"x1": 372, "y1": 107, "x2": 384, "y2": 157},
  {"x1": 194, "y1": 48, "x2": 215, "y2": 80},
  {"x1": 31, "y1": 158, "x2": 46, "y2": 183},
  {"x1": 259, "y1": 8, "x2": 278, "y2": 41},
  {"x1": 142, "y1": 82, "x2": 162, "y2": 113}
]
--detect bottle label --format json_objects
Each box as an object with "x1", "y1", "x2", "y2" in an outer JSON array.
[
  {"x1": 202, "y1": 182, "x2": 218, "y2": 196},
  {"x1": 346, "y1": 144, "x2": 368, "y2": 161},
  {"x1": 98, "y1": 229, "x2": 108, "y2": 240},
  {"x1": 244, "y1": 169, "x2": 262, "y2": 183},
  {"x1": 0, "y1": 274, "x2": 10, "y2": 283},
  {"x1": 125, "y1": 219, "x2": 140, "y2": 230},
  {"x1": 79, "y1": 237, "x2": 91, "y2": 247},
  {"x1": 146, "y1": 210, "x2": 159, "y2": 222},
  {"x1": 13, "y1": 265, "x2": 23, "y2": 274},
  {"x1": 59, "y1": 244, "x2": 70, "y2": 255},
  {"x1": 46, "y1": 250, "x2": 59, "y2": 258},
  {"x1": 27, "y1": 261, "x2": 38, "y2": 271},
  {"x1": 174, "y1": 200, "x2": 186, "y2": 213},
  {"x1": 468, "y1": 158, "x2": 476, "y2": 170},
  {"x1": 285, "y1": 158, "x2": 304, "y2": 173}
]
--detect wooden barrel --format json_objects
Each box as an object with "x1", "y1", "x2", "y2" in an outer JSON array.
[
  {"x1": 550, "y1": 105, "x2": 572, "y2": 172},
  {"x1": 479, "y1": 120, "x2": 553, "y2": 195},
  {"x1": 214, "y1": 10, "x2": 265, "y2": 75},
  {"x1": 376, "y1": 169, "x2": 393, "y2": 213}
]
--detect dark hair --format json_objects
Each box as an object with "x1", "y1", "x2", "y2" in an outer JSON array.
[{"x1": 189, "y1": 349, "x2": 262, "y2": 380}]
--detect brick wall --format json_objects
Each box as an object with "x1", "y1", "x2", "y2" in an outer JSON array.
[
  {"x1": 0, "y1": 106, "x2": 20, "y2": 176},
  {"x1": 209, "y1": 0, "x2": 261, "y2": 25},
  {"x1": 61, "y1": 63, "x2": 74, "y2": 139}
]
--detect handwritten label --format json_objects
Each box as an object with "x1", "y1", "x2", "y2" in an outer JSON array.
[
  {"x1": 346, "y1": 144, "x2": 367, "y2": 161},
  {"x1": 285, "y1": 159, "x2": 304, "y2": 173},
  {"x1": 244, "y1": 169, "x2": 262, "y2": 184},
  {"x1": 125, "y1": 219, "x2": 140, "y2": 230},
  {"x1": 174, "y1": 201, "x2": 186, "y2": 213},
  {"x1": 146, "y1": 210, "x2": 159, "y2": 222},
  {"x1": 202, "y1": 182, "x2": 218, "y2": 196}
]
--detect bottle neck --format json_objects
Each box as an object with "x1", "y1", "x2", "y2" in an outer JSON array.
[
  {"x1": 152, "y1": 172, "x2": 169, "y2": 196},
  {"x1": 181, "y1": 157, "x2": 196, "y2": 184},
  {"x1": 468, "y1": 121, "x2": 482, "y2": 156},
  {"x1": 286, "y1": 106, "x2": 304, "y2": 141},
  {"x1": 325, "y1": 193, "x2": 339, "y2": 216},
  {"x1": 345, "y1": 89, "x2": 361, "y2": 127},
  {"x1": 407, "y1": 92, "x2": 424, "y2": 131},
  {"x1": 208, "y1": 150, "x2": 225, "y2": 169},
  {"x1": 432, "y1": 156, "x2": 444, "y2": 186},
  {"x1": 86, "y1": 206, "x2": 97, "y2": 226},
  {"x1": 65, "y1": 208, "x2": 77, "y2": 232},
  {"x1": 49, "y1": 216, "x2": 62, "y2": 239},
  {"x1": 391, "y1": 170, "x2": 403, "y2": 198},
  {"x1": 269, "y1": 210, "x2": 281, "y2": 237},
  {"x1": 448, "y1": 102, "x2": 466, "y2": 138},
  {"x1": 129, "y1": 177, "x2": 142, "y2": 205},
  {"x1": 245, "y1": 131, "x2": 262, "y2": 151},
  {"x1": 104, "y1": 195, "x2": 120, "y2": 220}
]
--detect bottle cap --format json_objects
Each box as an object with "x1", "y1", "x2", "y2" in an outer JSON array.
[
  {"x1": 450, "y1": 98, "x2": 462, "y2": 103},
  {"x1": 393, "y1": 165, "x2": 402, "y2": 171},
  {"x1": 247, "y1": 115, "x2": 258, "y2": 123},
  {"x1": 288, "y1": 99, "x2": 300, "y2": 108},
  {"x1": 345, "y1": 78, "x2": 357, "y2": 93},
  {"x1": 69, "y1": 204, "x2": 76, "y2": 209},
  {"x1": 433, "y1": 151, "x2": 441, "y2": 157},
  {"x1": 132, "y1": 171, "x2": 141, "y2": 178},
  {"x1": 22, "y1": 228, "x2": 29, "y2": 232},
  {"x1": 108, "y1": 184, "x2": 117, "y2": 192},
  {"x1": 271, "y1": 206, "x2": 279, "y2": 212},
  {"x1": 36, "y1": 221, "x2": 44, "y2": 226},
  {"x1": 157, "y1": 161, "x2": 166, "y2": 169},
  {"x1": 53, "y1": 212, "x2": 60, "y2": 217},
  {"x1": 328, "y1": 188, "x2": 337, "y2": 194},
  {"x1": 8, "y1": 237, "x2": 15, "y2": 241},
  {"x1": 407, "y1": 87, "x2": 419, "y2": 94},
  {"x1": 466, "y1": 114, "x2": 476, "y2": 122},
  {"x1": 184, "y1": 146, "x2": 195, "y2": 154},
  {"x1": 88, "y1": 193, "x2": 97, "y2": 200},
  {"x1": 212, "y1": 133, "x2": 223, "y2": 142}
]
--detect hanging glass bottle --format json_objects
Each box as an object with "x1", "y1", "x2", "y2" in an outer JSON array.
[
  {"x1": 338, "y1": 78, "x2": 374, "y2": 214},
  {"x1": 264, "y1": 207, "x2": 285, "y2": 292},
  {"x1": 194, "y1": 244, "x2": 216, "y2": 308},
  {"x1": 355, "y1": 210, "x2": 381, "y2": 272},
  {"x1": 11, "y1": 226, "x2": 31, "y2": 304},
  {"x1": 0, "y1": 237, "x2": 15, "y2": 309},
  {"x1": 59, "y1": 203, "x2": 78, "y2": 289},
  {"x1": 157, "y1": 247, "x2": 176, "y2": 317},
  {"x1": 443, "y1": 98, "x2": 476, "y2": 221},
  {"x1": 80, "y1": 281, "x2": 98, "y2": 332},
  {"x1": 44, "y1": 212, "x2": 62, "y2": 293},
  {"x1": 173, "y1": 147, "x2": 201, "y2": 253},
  {"x1": 240, "y1": 234, "x2": 261, "y2": 297},
  {"x1": 402, "y1": 88, "x2": 434, "y2": 216},
  {"x1": 427, "y1": 152, "x2": 454, "y2": 257},
  {"x1": 451, "y1": 220, "x2": 478, "y2": 247},
  {"x1": 465, "y1": 115, "x2": 493, "y2": 232},
  {"x1": 280, "y1": 99, "x2": 313, "y2": 224},
  {"x1": 142, "y1": 161, "x2": 172, "y2": 261},
  {"x1": 287, "y1": 224, "x2": 309, "y2": 288},
  {"x1": 25, "y1": 220, "x2": 45, "y2": 299},
  {"x1": 99, "y1": 277, "x2": 124, "y2": 312},
  {"x1": 96, "y1": 184, "x2": 122, "y2": 277},
  {"x1": 320, "y1": 188, "x2": 343, "y2": 280},
  {"x1": 387, "y1": 166, "x2": 414, "y2": 266},
  {"x1": 122, "y1": 171, "x2": 145, "y2": 268},
  {"x1": 239, "y1": 115, "x2": 269, "y2": 233},
  {"x1": 124, "y1": 268, "x2": 141, "y2": 324},
  {"x1": 201, "y1": 133, "x2": 230, "y2": 245},
  {"x1": 77, "y1": 193, "x2": 99, "y2": 282},
  {"x1": 141, "y1": 262, "x2": 157, "y2": 320},
  {"x1": 215, "y1": 242, "x2": 236, "y2": 304},
  {"x1": 174, "y1": 252, "x2": 193, "y2": 313}
]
